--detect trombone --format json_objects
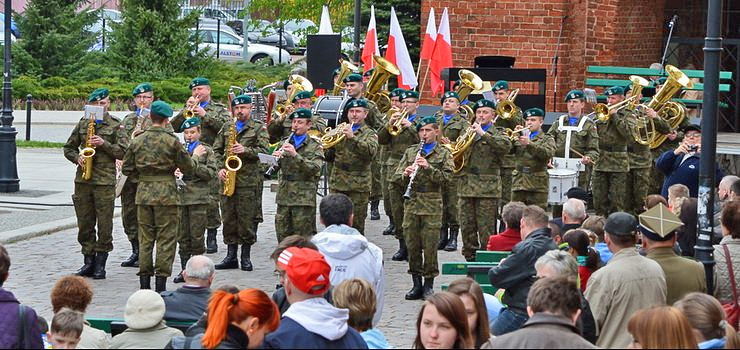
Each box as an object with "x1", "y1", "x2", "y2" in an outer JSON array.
[
  {"x1": 587, "y1": 95, "x2": 639, "y2": 122},
  {"x1": 495, "y1": 88, "x2": 520, "y2": 120}
]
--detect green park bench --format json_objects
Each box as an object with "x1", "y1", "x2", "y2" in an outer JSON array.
[
  {"x1": 442, "y1": 282, "x2": 498, "y2": 295},
  {"x1": 441, "y1": 250, "x2": 510, "y2": 286},
  {"x1": 87, "y1": 317, "x2": 196, "y2": 335},
  {"x1": 585, "y1": 66, "x2": 733, "y2": 109}
]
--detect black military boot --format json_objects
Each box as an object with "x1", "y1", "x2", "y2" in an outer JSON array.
[
  {"x1": 444, "y1": 226, "x2": 459, "y2": 252},
  {"x1": 405, "y1": 275, "x2": 424, "y2": 300},
  {"x1": 240, "y1": 244, "x2": 253, "y2": 271},
  {"x1": 206, "y1": 228, "x2": 218, "y2": 254},
  {"x1": 139, "y1": 275, "x2": 151, "y2": 290},
  {"x1": 92, "y1": 252, "x2": 108, "y2": 280},
  {"x1": 121, "y1": 240, "x2": 139, "y2": 267},
  {"x1": 392, "y1": 239, "x2": 408, "y2": 261},
  {"x1": 76, "y1": 255, "x2": 95, "y2": 277},
  {"x1": 437, "y1": 225, "x2": 449, "y2": 250},
  {"x1": 382, "y1": 216, "x2": 395, "y2": 236},
  {"x1": 369, "y1": 200, "x2": 380, "y2": 220},
  {"x1": 155, "y1": 276, "x2": 167, "y2": 293},
  {"x1": 422, "y1": 277, "x2": 435, "y2": 299},
  {"x1": 215, "y1": 244, "x2": 239, "y2": 270},
  {"x1": 173, "y1": 258, "x2": 187, "y2": 283}
]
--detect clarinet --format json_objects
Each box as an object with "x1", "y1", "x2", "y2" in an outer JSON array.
[
  {"x1": 403, "y1": 141, "x2": 425, "y2": 200},
  {"x1": 265, "y1": 131, "x2": 295, "y2": 177}
]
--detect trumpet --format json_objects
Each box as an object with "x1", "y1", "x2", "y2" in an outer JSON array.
[
  {"x1": 182, "y1": 94, "x2": 202, "y2": 119},
  {"x1": 274, "y1": 75, "x2": 313, "y2": 120},
  {"x1": 504, "y1": 125, "x2": 529, "y2": 141},
  {"x1": 387, "y1": 106, "x2": 409, "y2": 136},
  {"x1": 321, "y1": 122, "x2": 354, "y2": 149},
  {"x1": 496, "y1": 88, "x2": 520, "y2": 120}
]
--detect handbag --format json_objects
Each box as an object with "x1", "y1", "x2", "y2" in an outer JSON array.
[{"x1": 721, "y1": 244, "x2": 740, "y2": 329}]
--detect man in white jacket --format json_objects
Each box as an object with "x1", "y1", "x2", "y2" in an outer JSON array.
[{"x1": 312, "y1": 193, "x2": 385, "y2": 326}]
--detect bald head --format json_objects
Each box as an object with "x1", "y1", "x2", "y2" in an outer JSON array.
[
  {"x1": 719, "y1": 175, "x2": 740, "y2": 201},
  {"x1": 184, "y1": 255, "x2": 215, "y2": 286},
  {"x1": 563, "y1": 198, "x2": 586, "y2": 224}
]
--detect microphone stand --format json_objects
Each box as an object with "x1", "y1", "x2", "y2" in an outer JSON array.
[
  {"x1": 660, "y1": 15, "x2": 678, "y2": 75},
  {"x1": 552, "y1": 15, "x2": 567, "y2": 112}
]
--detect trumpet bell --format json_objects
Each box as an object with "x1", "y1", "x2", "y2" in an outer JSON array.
[
  {"x1": 456, "y1": 69, "x2": 484, "y2": 102},
  {"x1": 496, "y1": 100, "x2": 518, "y2": 120}
]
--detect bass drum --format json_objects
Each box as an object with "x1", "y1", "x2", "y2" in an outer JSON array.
[{"x1": 312, "y1": 95, "x2": 351, "y2": 128}]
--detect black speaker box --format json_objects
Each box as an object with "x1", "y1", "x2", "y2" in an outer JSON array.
[{"x1": 307, "y1": 34, "x2": 342, "y2": 90}]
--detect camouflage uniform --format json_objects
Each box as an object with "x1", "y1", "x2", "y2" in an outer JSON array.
[
  {"x1": 275, "y1": 135, "x2": 324, "y2": 242},
  {"x1": 394, "y1": 143, "x2": 454, "y2": 278},
  {"x1": 328, "y1": 123, "x2": 379, "y2": 234},
  {"x1": 178, "y1": 143, "x2": 218, "y2": 265},
  {"x1": 511, "y1": 131, "x2": 556, "y2": 209},
  {"x1": 366, "y1": 100, "x2": 385, "y2": 204},
  {"x1": 592, "y1": 109, "x2": 633, "y2": 216},
  {"x1": 378, "y1": 113, "x2": 420, "y2": 241},
  {"x1": 456, "y1": 126, "x2": 512, "y2": 261},
  {"x1": 547, "y1": 115, "x2": 600, "y2": 190},
  {"x1": 494, "y1": 111, "x2": 525, "y2": 204},
  {"x1": 267, "y1": 112, "x2": 327, "y2": 144},
  {"x1": 121, "y1": 126, "x2": 203, "y2": 277},
  {"x1": 63, "y1": 113, "x2": 128, "y2": 256},
  {"x1": 213, "y1": 118, "x2": 270, "y2": 246},
  {"x1": 627, "y1": 110, "x2": 659, "y2": 214},
  {"x1": 649, "y1": 116, "x2": 687, "y2": 195},
  {"x1": 120, "y1": 112, "x2": 156, "y2": 243},
  {"x1": 435, "y1": 110, "x2": 470, "y2": 235}
]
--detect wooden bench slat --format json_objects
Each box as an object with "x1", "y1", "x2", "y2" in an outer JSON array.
[
  {"x1": 475, "y1": 250, "x2": 510, "y2": 263},
  {"x1": 585, "y1": 78, "x2": 731, "y2": 92},
  {"x1": 587, "y1": 66, "x2": 733, "y2": 80},
  {"x1": 441, "y1": 262, "x2": 497, "y2": 275}
]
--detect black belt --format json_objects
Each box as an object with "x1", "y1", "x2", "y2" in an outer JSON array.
[
  {"x1": 414, "y1": 185, "x2": 440, "y2": 193},
  {"x1": 336, "y1": 163, "x2": 368, "y2": 172},
  {"x1": 517, "y1": 166, "x2": 545, "y2": 174},
  {"x1": 627, "y1": 145, "x2": 647, "y2": 153},
  {"x1": 181, "y1": 175, "x2": 193, "y2": 181},
  {"x1": 599, "y1": 145, "x2": 627, "y2": 152}
]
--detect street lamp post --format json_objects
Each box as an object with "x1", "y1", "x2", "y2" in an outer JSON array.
[{"x1": 0, "y1": 0, "x2": 19, "y2": 192}]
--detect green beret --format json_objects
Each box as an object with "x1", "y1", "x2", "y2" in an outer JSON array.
[
  {"x1": 282, "y1": 80, "x2": 291, "y2": 90},
  {"x1": 332, "y1": 68, "x2": 341, "y2": 77},
  {"x1": 440, "y1": 91, "x2": 460, "y2": 104},
  {"x1": 231, "y1": 94, "x2": 253, "y2": 107},
  {"x1": 363, "y1": 68, "x2": 375, "y2": 77},
  {"x1": 473, "y1": 99, "x2": 496, "y2": 112},
  {"x1": 292, "y1": 91, "x2": 313, "y2": 102},
  {"x1": 150, "y1": 100, "x2": 173, "y2": 119},
  {"x1": 132, "y1": 83, "x2": 153, "y2": 96},
  {"x1": 189, "y1": 77, "x2": 209, "y2": 90},
  {"x1": 564, "y1": 89, "x2": 585, "y2": 102},
  {"x1": 493, "y1": 80, "x2": 509, "y2": 92},
  {"x1": 416, "y1": 116, "x2": 437, "y2": 131},
  {"x1": 604, "y1": 86, "x2": 625, "y2": 96},
  {"x1": 389, "y1": 88, "x2": 405, "y2": 98},
  {"x1": 88, "y1": 88, "x2": 109, "y2": 102},
  {"x1": 289, "y1": 108, "x2": 313, "y2": 120},
  {"x1": 656, "y1": 77, "x2": 667, "y2": 85},
  {"x1": 400, "y1": 90, "x2": 419, "y2": 101},
  {"x1": 344, "y1": 98, "x2": 368, "y2": 110},
  {"x1": 344, "y1": 74, "x2": 363, "y2": 83},
  {"x1": 524, "y1": 108, "x2": 545, "y2": 118},
  {"x1": 180, "y1": 117, "x2": 201, "y2": 131}
]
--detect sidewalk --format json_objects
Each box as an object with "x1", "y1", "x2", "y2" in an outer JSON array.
[{"x1": 13, "y1": 110, "x2": 130, "y2": 143}]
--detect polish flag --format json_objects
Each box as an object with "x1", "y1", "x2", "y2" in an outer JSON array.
[
  {"x1": 385, "y1": 7, "x2": 417, "y2": 89},
  {"x1": 430, "y1": 8, "x2": 452, "y2": 96},
  {"x1": 361, "y1": 5, "x2": 380, "y2": 73},
  {"x1": 420, "y1": 8, "x2": 436, "y2": 60}
]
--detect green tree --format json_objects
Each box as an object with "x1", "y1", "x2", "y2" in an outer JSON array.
[
  {"x1": 106, "y1": 0, "x2": 211, "y2": 80},
  {"x1": 15, "y1": 0, "x2": 99, "y2": 78}
]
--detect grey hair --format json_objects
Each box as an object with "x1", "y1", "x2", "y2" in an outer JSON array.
[
  {"x1": 185, "y1": 255, "x2": 215, "y2": 281},
  {"x1": 720, "y1": 175, "x2": 740, "y2": 190},
  {"x1": 534, "y1": 250, "x2": 578, "y2": 280},
  {"x1": 563, "y1": 198, "x2": 586, "y2": 221}
]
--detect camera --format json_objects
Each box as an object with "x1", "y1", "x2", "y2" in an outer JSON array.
[{"x1": 688, "y1": 145, "x2": 698, "y2": 152}]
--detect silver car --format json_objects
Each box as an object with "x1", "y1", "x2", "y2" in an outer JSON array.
[{"x1": 189, "y1": 27, "x2": 292, "y2": 65}]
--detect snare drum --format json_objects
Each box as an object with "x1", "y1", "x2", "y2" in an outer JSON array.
[
  {"x1": 547, "y1": 169, "x2": 579, "y2": 205},
  {"x1": 313, "y1": 95, "x2": 351, "y2": 128}
]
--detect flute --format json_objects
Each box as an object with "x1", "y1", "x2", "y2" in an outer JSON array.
[
  {"x1": 403, "y1": 141, "x2": 425, "y2": 200},
  {"x1": 265, "y1": 131, "x2": 295, "y2": 177}
]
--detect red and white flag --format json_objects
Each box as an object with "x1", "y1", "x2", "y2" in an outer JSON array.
[
  {"x1": 361, "y1": 5, "x2": 380, "y2": 73},
  {"x1": 430, "y1": 8, "x2": 452, "y2": 96},
  {"x1": 420, "y1": 7, "x2": 436, "y2": 60},
  {"x1": 385, "y1": 7, "x2": 417, "y2": 89}
]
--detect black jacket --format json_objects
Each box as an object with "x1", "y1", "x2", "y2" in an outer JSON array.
[
  {"x1": 167, "y1": 324, "x2": 248, "y2": 349},
  {"x1": 488, "y1": 227, "x2": 557, "y2": 312}
]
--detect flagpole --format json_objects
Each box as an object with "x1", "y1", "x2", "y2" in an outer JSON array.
[{"x1": 419, "y1": 60, "x2": 431, "y2": 96}]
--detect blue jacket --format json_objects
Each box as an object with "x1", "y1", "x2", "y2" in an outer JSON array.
[
  {"x1": 263, "y1": 317, "x2": 368, "y2": 349},
  {"x1": 655, "y1": 149, "x2": 723, "y2": 198}
]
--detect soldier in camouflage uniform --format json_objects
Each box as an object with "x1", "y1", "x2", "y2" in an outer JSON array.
[
  {"x1": 435, "y1": 91, "x2": 470, "y2": 251},
  {"x1": 378, "y1": 90, "x2": 420, "y2": 261},
  {"x1": 380, "y1": 88, "x2": 406, "y2": 237},
  {"x1": 213, "y1": 95, "x2": 270, "y2": 271},
  {"x1": 328, "y1": 98, "x2": 379, "y2": 235},
  {"x1": 171, "y1": 77, "x2": 230, "y2": 254},
  {"x1": 592, "y1": 86, "x2": 633, "y2": 216},
  {"x1": 456, "y1": 99, "x2": 512, "y2": 262},
  {"x1": 121, "y1": 101, "x2": 207, "y2": 292},
  {"x1": 492, "y1": 80, "x2": 525, "y2": 208},
  {"x1": 173, "y1": 118, "x2": 218, "y2": 284},
  {"x1": 547, "y1": 90, "x2": 599, "y2": 191},
  {"x1": 272, "y1": 108, "x2": 324, "y2": 242},
  {"x1": 64, "y1": 88, "x2": 128, "y2": 280},
  {"x1": 267, "y1": 90, "x2": 327, "y2": 143},
  {"x1": 394, "y1": 116, "x2": 454, "y2": 300},
  {"x1": 119, "y1": 83, "x2": 155, "y2": 268},
  {"x1": 511, "y1": 108, "x2": 556, "y2": 209}
]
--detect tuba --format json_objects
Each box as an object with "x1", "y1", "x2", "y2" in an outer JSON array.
[
  {"x1": 626, "y1": 75, "x2": 656, "y2": 146},
  {"x1": 80, "y1": 113, "x2": 97, "y2": 181},
  {"x1": 364, "y1": 56, "x2": 400, "y2": 113},
  {"x1": 222, "y1": 117, "x2": 243, "y2": 197},
  {"x1": 332, "y1": 59, "x2": 359, "y2": 95},
  {"x1": 321, "y1": 122, "x2": 354, "y2": 149},
  {"x1": 495, "y1": 88, "x2": 521, "y2": 120},
  {"x1": 645, "y1": 65, "x2": 693, "y2": 149},
  {"x1": 274, "y1": 75, "x2": 313, "y2": 120},
  {"x1": 456, "y1": 69, "x2": 483, "y2": 121},
  {"x1": 387, "y1": 106, "x2": 409, "y2": 136}
]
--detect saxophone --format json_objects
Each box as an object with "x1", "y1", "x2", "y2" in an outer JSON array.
[
  {"x1": 222, "y1": 118, "x2": 243, "y2": 197},
  {"x1": 80, "y1": 114, "x2": 97, "y2": 181}
]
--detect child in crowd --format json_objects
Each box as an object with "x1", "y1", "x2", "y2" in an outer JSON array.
[{"x1": 47, "y1": 308, "x2": 84, "y2": 349}]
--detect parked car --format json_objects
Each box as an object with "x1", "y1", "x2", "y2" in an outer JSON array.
[
  {"x1": 282, "y1": 19, "x2": 316, "y2": 52},
  {"x1": 86, "y1": 9, "x2": 122, "y2": 34},
  {"x1": 245, "y1": 20, "x2": 296, "y2": 53},
  {"x1": 0, "y1": 13, "x2": 20, "y2": 38},
  {"x1": 181, "y1": 6, "x2": 238, "y2": 22},
  {"x1": 189, "y1": 27, "x2": 291, "y2": 65}
]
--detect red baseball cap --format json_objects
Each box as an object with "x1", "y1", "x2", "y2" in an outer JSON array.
[{"x1": 277, "y1": 247, "x2": 331, "y2": 295}]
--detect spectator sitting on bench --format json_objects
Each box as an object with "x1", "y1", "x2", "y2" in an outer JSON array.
[
  {"x1": 50, "y1": 276, "x2": 110, "y2": 348},
  {"x1": 486, "y1": 201, "x2": 526, "y2": 252},
  {"x1": 161, "y1": 255, "x2": 215, "y2": 322},
  {"x1": 48, "y1": 308, "x2": 85, "y2": 349},
  {"x1": 111, "y1": 290, "x2": 183, "y2": 349}
]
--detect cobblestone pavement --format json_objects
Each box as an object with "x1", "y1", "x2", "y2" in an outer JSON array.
[{"x1": 3, "y1": 185, "x2": 467, "y2": 348}]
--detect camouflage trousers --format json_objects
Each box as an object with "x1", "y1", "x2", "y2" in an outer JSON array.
[
  {"x1": 330, "y1": 189, "x2": 369, "y2": 235},
  {"x1": 511, "y1": 190, "x2": 548, "y2": 210},
  {"x1": 579, "y1": 165, "x2": 593, "y2": 191},
  {"x1": 370, "y1": 158, "x2": 382, "y2": 202},
  {"x1": 275, "y1": 205, "x2": 317, "y2": 243},
  {"x1": 138, "y1": 205, "x2": 179, "y2": 277},
  {"x1": 628, "y1": 167, "x2": 651, "y2": 215},
  {"x1": 207, "y1": 181, "x2": 221, "y2": 230},
  {"x1": 388, "y1": 182, "x2": 406, "y2": 240},
  {"x1": 380, "y1": 163, "x2": 393, "y2": 219},
  {"x1": 403, "y1": 207, "x2": 442, "y2": 278},
  {"x1": 500, "y1": 167, "x2": 514, "y2": 204},
  {"x1": 121, "y1": 180, "x2": 138, "y2": 241},
  {"x1": 178, "y1": 204, "x2": 207, "y2": 263},
  {"x1": 592, "y1": 171, "x2": 629, "y2": 216},
  {"x1": 72, "y1": 183, "x2": 115, "y2": 255},
  {"x1": 442, "y1": 179, "x2": 460, "y2": 229},
  {"x1": 221, "y1": 186, "x2": 259, "y2": 245},
  {"x1": 648, "y1": 164, "x2": 665, "y2": 196},
  {"x1": 459, "y1": 197, "x2": 498, "y2": 261}
]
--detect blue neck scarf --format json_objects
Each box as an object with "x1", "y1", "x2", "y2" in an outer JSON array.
[
  {"x1": 530, "y1": 130, "x2": 539, "y2": 140},
  {"x1": 235, "y1": 119, "x2": 247, "y2": 133},
  {"x1": 292, "y1": 133, "x2": 307, "y2": 149},
  {"x1": 568, "y1": 116, "x2": 579, "y2": 126},
  {"x1": 199, "y1": 100, "x2": 209, "y2": 109},
  {"x1": 422, "y1": 141, "x2": 437, "y2": 156},
  {"x1": 443, "y1": 114, "x2": 454, "y2": 125},
  {"x1": 408, "y1": 114, "x2": 417, "y2": 123},
  {"x1": 481, "y1": 123, "x2": 493, "y2": 132},
  {"x1": 576, "y1": 255, "x2": 587, "y2": 266},
  {"x1": 186, "y1": 141, "x2": 200, "y2": 154},
  {"x1": 351, "y1": 123, "x2": 362, "y2": 133}
]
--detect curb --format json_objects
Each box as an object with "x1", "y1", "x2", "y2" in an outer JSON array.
[{"x1": 0, "y1": 210, "x2": 122, "y2": 245}]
